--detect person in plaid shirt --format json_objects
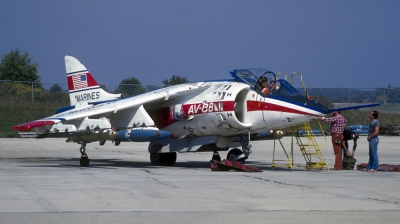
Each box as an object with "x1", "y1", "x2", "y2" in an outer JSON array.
[{"x1": 319, "y1": 111, "x2": 347, "y2": 170}]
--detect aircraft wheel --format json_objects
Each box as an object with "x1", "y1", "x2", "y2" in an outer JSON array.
[
  {"x1": 80, "y1": 155, "x2": 89, "y2": 167},
  {"x1": 150, "y1": 152, "x2": 161, "y2": 165},
  {"x1": 150, "y1": 152, "x2": 177, "y2": 166},
  {"x1": 162, "y1": 152, "x2": 177, "y2": 166},
  {"x1": 227, "y1": 148, "x2": 245, "y2": 164}
]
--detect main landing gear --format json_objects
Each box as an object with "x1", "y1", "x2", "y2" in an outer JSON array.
[
  {"x1": 150, "y1": 152, "x2": 177, "y2": 166},
  {"x1": 79, "y1": 143, "x2": 90, "y2": 167}
]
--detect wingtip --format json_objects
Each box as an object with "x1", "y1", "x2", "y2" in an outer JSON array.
[
  {"x1": 12, "y1": 124, "x2": 32, "y2": 132},
  {"x1": 12, "y1": 120, "x2": 56, "y2": 132}
]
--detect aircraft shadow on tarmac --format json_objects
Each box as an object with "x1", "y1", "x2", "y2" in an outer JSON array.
[
  {"x1": 13, "y1": 157, "x2": 220, "y2": 170},
  {"x1": 12, "y1": 157, "x2": 313, "y2": 172}
]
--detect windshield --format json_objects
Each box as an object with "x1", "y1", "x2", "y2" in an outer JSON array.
[
  {"x1": 231, "y1": 68, "x2": 301, "y2": 97},
  {"x1": 230, "y1": 68, "x2": 275, "y2": 87}
]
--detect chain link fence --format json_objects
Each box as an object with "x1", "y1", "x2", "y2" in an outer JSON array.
[
  {"x1": 1, "y1": 80, "x2": 399, "y2": 112},
  {"x1": 1, "y1": 80, "x2": 400, "y2": 137},
  {"x1": 0, "y1": 80, "x2": 165, "y2": 104}
]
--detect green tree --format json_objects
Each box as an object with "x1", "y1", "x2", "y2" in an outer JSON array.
[
  {"x1": 162, "y1": 75, "x2": 189, "y2": 86},
  {"x1": 49, "y1": 84, "x2": 63, "y2": 93},
  {"x1": 115, "y1": 77, "x2": 145, "y2": 96},
  {"x1": 0, "y1": 49, "x2": 41, "y2": 85}
]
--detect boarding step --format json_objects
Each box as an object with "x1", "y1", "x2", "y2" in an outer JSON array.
[
  {"x1": 305, "y1": 161, "x2": 329, "y2": 170},
  {"x1": 298, "y1": 144, "x2": 317, "y2": 147}
]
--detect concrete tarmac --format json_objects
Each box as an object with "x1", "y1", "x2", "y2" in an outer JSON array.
[{"x1": 0, "y1": 136, "x2": 399, "y2": 223}]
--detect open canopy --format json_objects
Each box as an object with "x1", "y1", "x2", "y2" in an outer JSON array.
[{"x1": 230, "y1": 68, "x2": 301, "y2": 97}]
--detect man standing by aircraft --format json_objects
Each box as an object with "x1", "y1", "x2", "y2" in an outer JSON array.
[
  {"x1": 363, "y1": 110, "x2": 380, "y2": 172},
  {"x1": 319, "y1": 111, "x2": 347, "y2": 170}
]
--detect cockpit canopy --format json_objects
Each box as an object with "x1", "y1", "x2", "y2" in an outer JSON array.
[{"x1": 230, "y1": 68, "x2": 300, "y2": 97}]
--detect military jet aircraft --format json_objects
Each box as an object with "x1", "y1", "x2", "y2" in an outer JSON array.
[{"x1": 13, "y1": 56, "x2": 379, "y2": 167}]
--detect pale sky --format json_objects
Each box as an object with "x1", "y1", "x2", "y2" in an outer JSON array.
[{"x1": 1, "y1": 0, "x2": 399, "y2": 89}]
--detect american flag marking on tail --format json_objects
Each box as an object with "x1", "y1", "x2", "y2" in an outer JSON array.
[
  {"x1": 72, "y1": 74, "x2": 88, "y2": 90},
  {"x1": 67, "y1": 71, "x2": 99, "y2": 92}
]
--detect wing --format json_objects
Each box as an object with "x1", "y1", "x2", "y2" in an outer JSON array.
[{"x1": 13, "y1": 83, "x2": 208, "y2": 132}]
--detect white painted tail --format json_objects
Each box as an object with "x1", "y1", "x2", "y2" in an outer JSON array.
[{"x1": 65, "y1": 56, "x2": 123, "y2": 106}]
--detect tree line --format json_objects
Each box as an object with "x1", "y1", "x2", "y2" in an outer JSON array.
[{"x1": 0, "y1": 49, "x2": 190, "y2": 102}]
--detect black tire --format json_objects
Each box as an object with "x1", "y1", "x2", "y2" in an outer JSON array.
[
  {"x1": 150, "y1": 152, "x2": 177, "y2": 166},
  {"x1": 226, "y1": 148, "x2": 245, "y2": 164},
  {"x1": 162, "y1": 152, "x2": 177, "y2": 166},
  {"x1": 80, "y1": 155, "x2": 89, "y2": 167}
]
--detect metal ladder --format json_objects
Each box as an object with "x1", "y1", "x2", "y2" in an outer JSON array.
[
  {"x1": 271, "y1": 71, "x2": 328, "y2": 170},
  {"x1": 295, "y1": 121, "x2": 329, "y2": 170}
]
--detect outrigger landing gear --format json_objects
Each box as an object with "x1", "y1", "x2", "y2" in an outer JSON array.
[{"x1": 79, "y1": 143, "x2": 89, "y2": 167}]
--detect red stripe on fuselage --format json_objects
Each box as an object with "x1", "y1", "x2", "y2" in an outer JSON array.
[
  {"x1": 247, "y1": 100, "x2": 317, "y2": 116},
  {"x1": 181, "y1": 101, "x2": 235, "y2": 116}
]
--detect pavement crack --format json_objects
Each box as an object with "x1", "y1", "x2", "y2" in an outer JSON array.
[
  {"x1": 142, "y1": 169, "x2": 162, "y2": 175},
  {"x1": 368, "y1": 198, "x2": 399, "y2": 204},
  {"x1": 243, "y1": 175, "x2": 313, "y2": 189},
  {"x1": 148, "y1": 177, "x2": 179, "y2": 189}
]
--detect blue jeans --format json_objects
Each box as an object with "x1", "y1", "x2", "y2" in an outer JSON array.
[{"x1": 366, "y1": 137, "x2": 379, "y2": 170}]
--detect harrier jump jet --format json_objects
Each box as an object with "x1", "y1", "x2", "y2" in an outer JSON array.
[{"x1": 13, "y1": 56, "x2": 379, "y2": 167}]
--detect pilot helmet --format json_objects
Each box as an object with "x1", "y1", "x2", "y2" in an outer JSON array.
[{"x1": 259, "y1": 77, "x2": 267, "y2": 84}]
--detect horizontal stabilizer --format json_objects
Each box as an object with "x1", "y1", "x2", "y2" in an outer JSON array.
[{"x1": 329, "y1": 103, "x2": 380, "y2": 113}]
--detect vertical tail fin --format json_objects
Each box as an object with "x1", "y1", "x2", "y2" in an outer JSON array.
[{"x1": 65, "y1": 56, "x2": 123, "y2": 106}]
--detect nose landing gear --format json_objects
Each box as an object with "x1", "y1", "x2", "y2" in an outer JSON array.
[{"x1": 226, "y1": 133, "x2": 252, "y2": 164}]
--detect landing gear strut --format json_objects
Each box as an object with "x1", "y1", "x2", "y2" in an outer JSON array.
[
  {"x1": 150, "y1": 152, "x2": 177, "y2": 166},
  {"x1": 79, "y1": 143, "x2": 89, "y2": 167}
]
